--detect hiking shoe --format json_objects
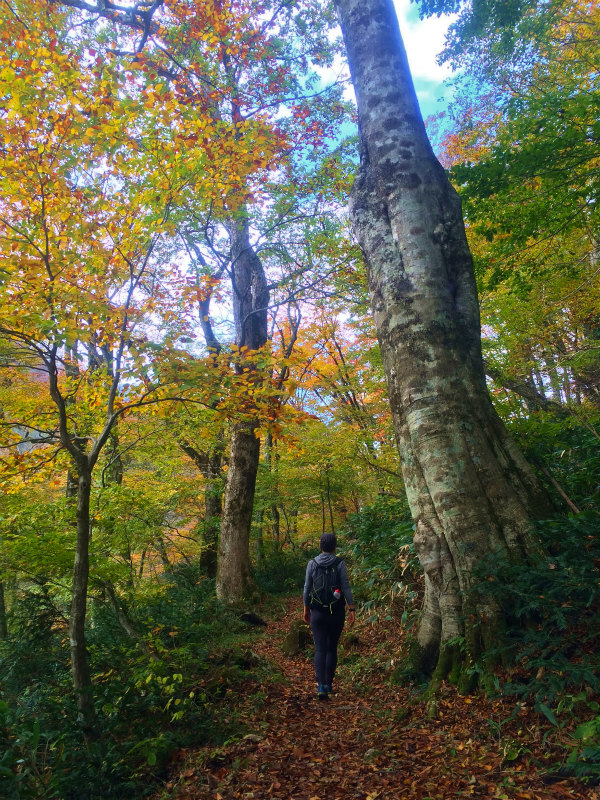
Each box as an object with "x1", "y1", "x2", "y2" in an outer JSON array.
[
  {"x1": 317, "y1": 684, "x2": 329, "y2": 701},
  {"x1": 324, "y1": 684, "x2": 332, "y2": 695}
]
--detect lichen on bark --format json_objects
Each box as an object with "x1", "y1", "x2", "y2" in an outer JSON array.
[{"x1": 334, "y1": 0, "x2": 551, "y2": 680}]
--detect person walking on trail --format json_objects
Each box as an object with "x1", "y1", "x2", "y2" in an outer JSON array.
[{"x1": 303, "y1": 533, "x2": 355, "y2": 701}]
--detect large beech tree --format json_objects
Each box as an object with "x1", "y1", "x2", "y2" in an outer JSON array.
[{"x1": 334, "y1": 0, "x2": 551, "y2": 680}]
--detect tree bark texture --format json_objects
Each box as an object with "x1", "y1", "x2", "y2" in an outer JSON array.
[
  {"x1": 335, "y1": 0, "x2": 551, "y2": 676},
  {"x1": 216, "y1": 421, "x2": 261, "y2": 599},
  {"x1": 216, "y1": 212, "x2": 269, "y2": 600}
]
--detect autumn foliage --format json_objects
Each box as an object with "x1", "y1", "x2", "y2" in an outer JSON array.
[{"x1": 0, "y1": 0, "x2": 599, "y2": 798}]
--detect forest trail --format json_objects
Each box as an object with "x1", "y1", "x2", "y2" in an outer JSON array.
[{"x1": 161, "y1": 598, "x2": 597, "y2": 800}]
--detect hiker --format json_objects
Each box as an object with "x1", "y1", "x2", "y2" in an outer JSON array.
[{"x1": 303, "y1": 532, "x2": 355, "y2": 700}]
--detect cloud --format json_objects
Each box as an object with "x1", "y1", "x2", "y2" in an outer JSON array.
[{"x1": 393, "y1": 0, "x2": 456, "y2": 117}]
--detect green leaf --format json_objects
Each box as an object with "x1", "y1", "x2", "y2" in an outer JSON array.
[
  {"x1": 31, "y1": 718, "x2": 41, "y2": 751},
  {"x1": 574, "y1": 720, "x2": 600, "y2": 742},
  {"x1": 535, "y1": 702, "x2": 558, "y2": 726}
]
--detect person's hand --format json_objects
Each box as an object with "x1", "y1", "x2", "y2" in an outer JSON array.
[
  {"x1": 348, "y1": 609, "x2": 356, "y2": 628},
  {"x1": 303, "y1": 606, "x2": 311, "y2": 624}
]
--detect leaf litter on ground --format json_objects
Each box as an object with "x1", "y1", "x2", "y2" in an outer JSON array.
[{"x1": 156, "y1": 597, "x2": 599, "y2": 800}]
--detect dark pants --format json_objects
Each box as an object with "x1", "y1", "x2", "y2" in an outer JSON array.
[{"x1": 310, "y1": 606, "x2": 345, "y2": 686}]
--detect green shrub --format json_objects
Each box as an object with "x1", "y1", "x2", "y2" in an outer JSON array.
[
  {"x1": 253, "y1": 544, "x2": 312, "y2": 595},
  {"x1": 510, "y1": 411, "x2": 600, "y2": 512},
  {"x1": 471, "y1": 511, "x2": 600, "y2": 779},
  {"x1": 340, "y1": 496, "x2": 421, "y2": 621},
  {"x1": 0, "y1": 565, "x2": 271, "y2": 798}
]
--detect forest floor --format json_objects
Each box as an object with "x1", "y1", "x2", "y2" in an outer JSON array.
[{"x1": 157, "y1": 597, "x2": 598, "y2": 800}]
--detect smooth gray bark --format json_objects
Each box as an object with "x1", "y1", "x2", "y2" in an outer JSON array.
[{"x1": 335, "y1": 0, "x2": 551, "y2": 675}]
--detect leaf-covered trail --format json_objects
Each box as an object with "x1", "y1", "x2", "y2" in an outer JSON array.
[{"x1": 162, "y1": 598, "x2": 597, "y2": 800}]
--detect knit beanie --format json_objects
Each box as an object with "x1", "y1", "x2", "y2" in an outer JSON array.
[{"x1": 320, "y1": 533, "x2": 337, "y2": 553}]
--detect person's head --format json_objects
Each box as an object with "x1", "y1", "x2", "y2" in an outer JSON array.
[{"x1": 320, "y1": 533, "x2": 337, "y2": 553}]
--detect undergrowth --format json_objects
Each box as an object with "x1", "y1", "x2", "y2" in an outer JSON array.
[
  {"x1": 253, "y1": 544, "x2": 313, "y2": 596},
  {"x1": 471, "y1": 511, "x2": 600, "y2": 782},
  {"x1": 340, "y1": 495, "x2": 421, "y2": 623},
  {"x1": 0, "y1": 564, "x2": 272, "y2": 799}
]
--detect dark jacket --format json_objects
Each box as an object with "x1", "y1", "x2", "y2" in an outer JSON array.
[{"x1": 303, "y1": 552, "x2": 354, "y2": 608}]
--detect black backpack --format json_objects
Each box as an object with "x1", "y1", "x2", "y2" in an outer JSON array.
[{"x1": 310, "y1": 556, "x2": 343, "y2": 611}]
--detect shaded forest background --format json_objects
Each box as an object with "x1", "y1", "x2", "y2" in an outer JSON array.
[{"x1": 0, "y1": 0, "x2": 599, "y2": 797}]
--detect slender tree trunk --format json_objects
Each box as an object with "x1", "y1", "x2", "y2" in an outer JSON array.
[
  {"x1": 66, "y1": 466, "x2": 79, "y2": 498},
  {"x1": 271, "y1": 504, "x2": 281, "y2": 549},
  {"x1": 179, "y1": 437, "x2": 224, "y2": 577},
  {"x1": 254, "y1": 508, "x2": 265, "y2": 565},
  {"x1": 545, "y1": 351, "x2": 563, "y2": 404},
  {"x1": 201, "y1": 451, "x2": 223, "y2": 577},
  {"x1": 101, "y1": 580, "x2": 159, "y2": 661},
  {"x1": 264, "y1": 432, "x2": 281, "y2": 549},
  {"x1": 139, "y1": 548, "x2": 146, "y2": 579},
  {"x1": 70, "y1": 465, "x2": 95, "y2": 732},
  {"x1": 573, "y1": 317, "x2": 600, "y2": 407},
  {"x1": 204, "y1": 435, "x2": 225, "y2": 576},
  {"x1": 155, "y1": 536, "x2": 172, "y2": 572},
  {"x1": 335, "y1": 0, "x2": 551, "y2": 680},
  {"x1": 533, "y1": 364, "x2": 545, "y2": 395}
]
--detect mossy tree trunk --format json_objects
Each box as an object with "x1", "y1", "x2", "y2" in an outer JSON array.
[{"x1": 335, "y1": 0, "x2": 551, "y2": 681}]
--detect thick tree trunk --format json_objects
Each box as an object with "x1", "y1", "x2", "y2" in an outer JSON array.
[
  {"x1": 335, "y1": 0, "x2": 551, "y2": 680},
  {"x1": 70, "y1": 466, "x2": 95, "y2": 732},
  {"x1": 216, "y1": 421, "x2": 260, "y2": 599},
  {"x1": 215, "y1": 211, "x2": 269, "y2": 600}
]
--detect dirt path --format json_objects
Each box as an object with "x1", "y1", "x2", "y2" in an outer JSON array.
[{"x1": 162, "y1": 598, "x2": 597, "y2": 800}]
